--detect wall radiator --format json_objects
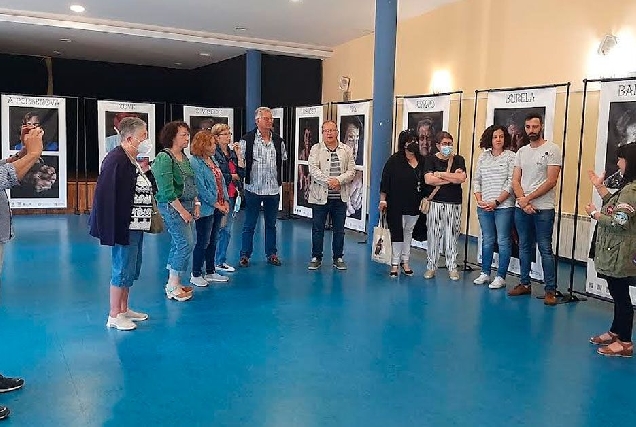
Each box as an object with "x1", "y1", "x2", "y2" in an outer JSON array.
[{"x1": 553, "y1": 213, "x2": 591, "y2": 262}]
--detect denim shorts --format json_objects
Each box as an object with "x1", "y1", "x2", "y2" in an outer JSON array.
[{"x1": 111, "y1": 230, "x2": 144, "y2": 288}]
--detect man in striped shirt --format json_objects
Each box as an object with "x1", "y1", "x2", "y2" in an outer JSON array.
[
  {"x1": 238, "y1": 107, "x2": 287, "y2": 267},
  {"x1": 307, "y1": 120, "x2": 356, "y2": 270}
]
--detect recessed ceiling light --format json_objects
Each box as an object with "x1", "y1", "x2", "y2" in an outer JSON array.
[
  {"x1": 199, "y1": 52, "x2": 210, "y2": 57},
  {"x1": 235, "y1": 26, "x2": 248, "y2": 31},
  {"x1": 174, "y1": 62, "x2": 182, "y2": 66},
  {"x1": 52, "y1": 50, "x2": 62, "y2": 55},
  {"x1": 70, "y1": 5, "x2": 85, "y2": 13},
  {"x1": 59, "y1": 38, "x2": 72, "y2": 43},
  {"x1": 290, "y1": 0, "x2": 302, "y2": 3}
]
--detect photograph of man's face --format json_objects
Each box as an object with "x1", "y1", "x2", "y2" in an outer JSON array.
[
  {"x1": 492, "y1": 107, "x2": 545, "y2": 152},
  {"x1": 339, "y1": 115, "x2": 364, "y2": 166},
  {"x1": 407, "y1": 112, "x2": 443, "y2": 156},
  {"x1": 604, "y1": 102, "x2": 636, "y2": 188},
  {"x1": 10, "y1": 107, "x2": 60, "y2": 152}
]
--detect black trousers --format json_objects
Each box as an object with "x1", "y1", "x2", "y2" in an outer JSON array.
[{"x1": 607, "y1": 276, "x2": 635, "y2": 342}]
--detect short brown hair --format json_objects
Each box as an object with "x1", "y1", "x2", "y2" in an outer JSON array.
[
  {"x1": 435, "y1": 131, "x2": 454, "y2": 144},
  {"x1": 159, "y1": 121, "x2": 190, "y2": 149},
  {"x1": 190, "y1": 130, "x2": 215, "y2": 157}
]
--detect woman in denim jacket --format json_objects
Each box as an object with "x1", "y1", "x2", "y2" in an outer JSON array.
[
  {"x1": 213, "y1": 124, "x2": 245, "y2": 272},
  {"x1": 190, "y1": 129, "x2": 230, "y2": 286}
]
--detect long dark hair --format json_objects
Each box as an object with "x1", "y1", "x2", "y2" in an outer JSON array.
[
  {"x1": 617, "y1": 143, "x2": 636, "y2": 186},
  {"x1": 479, "y1": 125, "x2": 512, "y2": 149},
  {"x1": 397, "y1": 129, "x2": 418, "y2": 152}
]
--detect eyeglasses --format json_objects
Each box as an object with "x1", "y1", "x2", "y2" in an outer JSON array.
[
  {"x1": 220, "y1": 132, "x2": 232, "y2": 136},
  {"x1": 322, "y1": 129, "x2": 338, "y2": 133},
  {"x1": 177, "y1": 132, "x2": 190, "y2": 137}
]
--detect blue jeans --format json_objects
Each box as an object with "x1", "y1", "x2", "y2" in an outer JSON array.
[
  {"x1": 311, "y1": 199, "x2": 347, "y2": 260},
  {"x1": 193, "y1": 210, "x2": 224, "y2": 277},
  {"x1": 514, "y1": 208, "x2": 556, "y2": 291},
  {"x1": 216, "y1": 197, "x2": 236, "y2": 265},
  {"x1": 240, "y1": 191, "x2": 280, "y2": 258},
  {"x1": 158, "y1": 201, "x2": 196, "y2": 279},
  {"x1": 477, "y1": 207, "x2": 513, "y2": 278},
  {"x1": 111, "y1": 230, "x2": 144, "y2": 288}
]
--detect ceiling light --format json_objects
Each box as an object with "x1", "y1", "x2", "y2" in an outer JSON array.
[
  {"x1": 52, "y1": 50, "x2": 62, "y2": 55},
  {"x1": 199, "y1": 52, "x2": 210, "y2": 57},
  {"x1": 59, "y1": 38, "x2": 72, "y2": 43},
  {"x1": 174, "y1": 62, "x2": 182, "y2": 66},
  {"x1": 290, "y1": 0, "x2": 302, "y2": 3},
  {"x1": 235, "y1": 26, "x2": 248, "y2": 31},
  {"x1": 70, "y1": 5, "x2": 85, "y2": 13}
]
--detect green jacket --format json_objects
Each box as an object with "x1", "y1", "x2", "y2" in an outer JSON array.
[
  {"x1": 151, "y1": 151, "x2": 195, "y2": 203},
  {"x1": 594, "y1": 181, "x2": 636, "y2": 278}
]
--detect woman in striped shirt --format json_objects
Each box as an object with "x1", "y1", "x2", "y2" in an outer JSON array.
[{"x1": 473, "y1": 125, "x2": 516, "y2": 289}]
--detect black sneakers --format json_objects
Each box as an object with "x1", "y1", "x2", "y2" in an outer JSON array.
[
  {"x1": 0, "y1": 406, "x2": 9, "y2": 421},
  {"x1": 0, "y1": 374, "x2": 24, "y2": 393}
]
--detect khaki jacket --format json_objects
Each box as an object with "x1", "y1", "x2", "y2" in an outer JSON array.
[
  {"x1": 307, "y1": 142, "x2": 356, "y2": 205},
  {"x1": 594, "y1": 181, "x2": 636, "y2": 277}
]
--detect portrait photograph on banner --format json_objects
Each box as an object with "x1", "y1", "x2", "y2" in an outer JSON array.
[
  {"x1": 97, "y1": 100, "x2": 155, "y2": 166},
  {"x1": 588, "y1": 79, "x2": 636, "y2": 300},
  {"x1": 183, "y1": 106, "x2": 234, "y2": 136},
  {"x1": 1, "y1": 94, "x2": 67, "y2": 208},
  {"x1": 293, "y1": 105, "x2": 324, "y2": 218},
  {"x1": 271, "y1": 108, "x2": 284, "y2": 210},
  {"x1": 402, "y1": 95, "x2": 451, "y2": 156},
  {"x1": 337, "y1": 101, "x2": 370, "y2": 232},
  {"x1": 478, "y1": 87, "x2": 558, "y2": 281}
]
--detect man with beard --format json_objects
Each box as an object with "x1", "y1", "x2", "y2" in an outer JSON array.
[
  {"x1": 416, "y1": 118, "x2": 436, "y2": 156},
  {"x1": 509, "y1": 113, "x2": 562, "y2": 306}
]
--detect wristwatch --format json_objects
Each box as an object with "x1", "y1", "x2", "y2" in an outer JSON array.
[
  {"x1": 590, "y1": 210, "x2": 598, "y2": 219},
  {"x1": 194, "y1": 201, "x2": 202, "y2": 206},
  {"x1": 494, "y1": 200, "x2": 501, "y2": 207}
]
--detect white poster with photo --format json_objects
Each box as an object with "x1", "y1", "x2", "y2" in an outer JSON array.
[
  {"x1": 402, "y1": 94, "x2": 452, "y2": 249},
  {"x1": 97, "y1": 100, "x2": 156, "y2": 166},
  {"x1": 477, "y1": 87, "x2": 557, "y2": 281},
  {"x1": 337, "y1": 101, "x2": 370, "y2": 232},
  {"x1": 587, "y1": 79, "x2": 636, "y2": 300},
  {"x1": 272, "y1": 107, "x2": 284, "y2": 210},
  {"x1": 1, "y1": 94, "x2": 67, "y2": 208},
  {"x1": 183, "y1": 106, "x2": 234, "y2": 157},
  {"x1": 294, "y1": 105, "x2": 323, "y2": 218}
]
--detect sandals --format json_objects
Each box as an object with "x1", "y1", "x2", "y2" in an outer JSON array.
[
  {"x1": 165, "y1": 285, "x2": 192, "y2": 302},
  {"x1": 590, "y1": 331, "x2": 618, "y2": 346},
  {"x1": 597, "y1": 340, "x2": 633, "y2": 357},
  {"x1": 400, "y1": 262, "x2": 414, "y2": 276}
]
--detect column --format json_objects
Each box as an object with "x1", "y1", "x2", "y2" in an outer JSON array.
[
  {"x1": 367, "y1": 0, "x2": 398, "y2": 237},
  {"x1": 246, "y1": 50, "x2": 262, "y2": 126}
]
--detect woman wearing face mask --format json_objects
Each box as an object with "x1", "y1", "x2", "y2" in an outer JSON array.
[
  {"x1": 586, "y1": 144, "x2": 636, "y2": 357},
  {"x1": 423, "y1": 131, "x2": 467, "y2": 280},
  {"x1": 472, "y1": 125, "x2": 516, "y2": 289},
  {"x1": 379, "y1": 129, "x2": 426, "y2": 277}
]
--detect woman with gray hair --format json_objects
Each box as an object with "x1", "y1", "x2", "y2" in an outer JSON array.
[{"x1": 90, "y1": 117, "x2": 154, "y2": 331}]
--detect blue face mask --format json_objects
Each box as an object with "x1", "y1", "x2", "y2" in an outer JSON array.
[{"x1": 440, "y1": 145, "x2": 453, "y2": 157}]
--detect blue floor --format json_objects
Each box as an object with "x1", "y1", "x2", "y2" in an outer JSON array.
[{"x1": 0, "y1": 214, "x2": 634, "y2": 426}]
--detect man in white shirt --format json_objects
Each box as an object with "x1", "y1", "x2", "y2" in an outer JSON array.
[{"x1": 509, "y1": 113, "x2": 562, "y2": 305}]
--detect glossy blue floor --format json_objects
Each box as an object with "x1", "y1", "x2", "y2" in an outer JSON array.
[{"x1": 0, "y1": 214, "x2": 634, "y2": 426}]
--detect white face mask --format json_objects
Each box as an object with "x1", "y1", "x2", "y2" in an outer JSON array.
[{"x1": 136, "y1": 139, "x2": 153, "y2": 157}]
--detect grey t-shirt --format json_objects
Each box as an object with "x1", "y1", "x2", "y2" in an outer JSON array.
[{"x1": 514, "y1": 141, "x2": 561, "y2": 210}]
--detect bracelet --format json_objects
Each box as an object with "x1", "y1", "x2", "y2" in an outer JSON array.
[
  {"x1": 194, "y1": 201, "x2": 202, "y2": 206},
  {"x1": 590, "y1": 210, "x2": 598, "y2": 219},
  {"x1": 494, "y1": 200, "x2": 501, "y2": 207}
]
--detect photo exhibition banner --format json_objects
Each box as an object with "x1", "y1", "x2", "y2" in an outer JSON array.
[
  {"x1": 272, "y1": 107, "x2": 284, "y2": 211},
  {"x1": 294, "y1": 105, "x2": 323, "y2": 218},
  {"x1": 98, "y1": 100, "x2": 156, "y2": 166},
  {"x1": 337, "y1": 101, "x2": 370, "y2": 232},
  {"x1": 1, "y1": 94, "x2": 67, "y2": 208},
  {"x1": 183, "y1": 106, "x2": 234, "y2": 157},
  {"x1": 402, "y1": 94, "x2": 452, "y2": 249},
  {"x1": 478, "y1": 87, "x2": 558, "y2": 281},
  {"x1": 587, "y1": 79, "x2": 636, "y2": 300}
]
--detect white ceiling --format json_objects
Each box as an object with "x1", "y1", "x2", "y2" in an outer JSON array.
[{"x1": 0, "y1": 0, "x2": 458, "y2": 69}]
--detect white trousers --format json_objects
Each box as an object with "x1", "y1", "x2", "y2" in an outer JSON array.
[
  {"x1": 390, "y1": 215, "x2": 419, "y2": 266},
  {"x1": 426, "y1": 202, "x2": 461, "y2": 271}
]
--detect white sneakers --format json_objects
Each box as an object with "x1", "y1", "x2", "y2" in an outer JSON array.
[
  {"x1": 473, "y1": 273, "x2": 490, "y2": 285},
  {"x1": 204, "y1": 272, "x2": 229, "y2": 282},
  {"x1": 107, "y1": 313, "x2": 136, "y2": 331},
  {"x1": 216, "y1": 263, "x2": 236, "y2": 272},
  {"x1": 190, "y1": 275, "x2": 209, "y2": 287},
  {"x1": 424, "y1": 269, "x2": 435, "y2": 279},
  {"x1": 107, "y1": 309, "x2": 149, "y2": 331},
  {"x1": 489, "y1": 276, "x2": 506, "y2": 289},
  {"x1": 448, "y1": 270, "x2": 460, "y2": 281}
]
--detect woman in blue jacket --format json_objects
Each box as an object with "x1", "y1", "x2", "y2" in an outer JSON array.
[{"x1": 190, "y1": 131, "x2": 230, "y2": 285}]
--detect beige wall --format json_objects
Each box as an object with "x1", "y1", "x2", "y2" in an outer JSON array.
[{"x1": 322, "y1": 0, "x2": 636, "y2": 233}]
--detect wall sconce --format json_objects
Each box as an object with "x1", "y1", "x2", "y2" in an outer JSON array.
[{"x1": 598, "y1": 34, "x2": 618, "y2": 56}]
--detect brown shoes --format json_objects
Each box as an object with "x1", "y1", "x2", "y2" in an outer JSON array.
[
  {"x1": 590, "y1": 331, "x2": 618, "y2": 345},
  {"x1": 597, "y1": 340, "x2": 634, "y2": 357},
  {"x1": 507, "y1": 284, "x2": 531, "y2": 296},
  {"x1": 544, "y1": 291, "x2": 558, "y2": 306}
]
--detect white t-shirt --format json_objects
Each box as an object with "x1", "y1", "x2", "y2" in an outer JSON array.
[{"x1": 514, "y1": 141, "x2": 561, "y2": 210}]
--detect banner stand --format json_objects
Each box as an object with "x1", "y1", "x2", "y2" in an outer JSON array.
[{"x1": 462, "y1": 82, "x2": 574, "y2": 303}]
